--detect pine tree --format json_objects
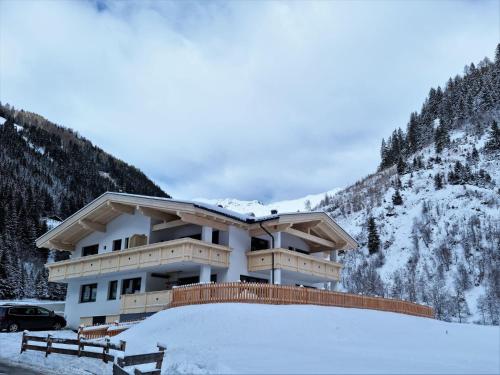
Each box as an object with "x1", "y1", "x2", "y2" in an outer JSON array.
[
  {"x1": 434, "y1": 173, "x2": 443, "y2": 190},
  {"x1": 396, "y1": 158, "x2": 406, "y2": 175},
  {"x1": 0, "y1": 248, "x2": 16, "y2": 299},
  {"x1": 392, "y1": 189, "x2": 403, "y2": 205},
  {"x1": 35, "y1": 268, "x2": 49, "y2": 299},
  {"x1": 367, "y1": 217, "x2": 380, "y2": 255},
  {"x1": 484, "y1": 120, "x2": 500, "y2": 152},
  {"x1": 434, "y1": 123, "x2": 450, "y2": 153}
]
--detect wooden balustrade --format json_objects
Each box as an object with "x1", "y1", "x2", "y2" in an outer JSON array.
[
  {"x1": 170, "y1": 282, "x2": 434, "y2": 319},
  {"x1": 46, "y1": 238, "x2": 231, "y2": 282},
  {"x1": 247, "y1": 248, "x2": 342, "y2": 280}
]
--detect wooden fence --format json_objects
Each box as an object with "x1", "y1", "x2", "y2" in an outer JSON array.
[
  {"x1": 113, "y1": 343, "x2": 166, "y2": 375},
  {"x1": 20, "y1": 331, "x2": 126, "y2": 363},
  {"x1": 170, "y1": 282, "x2": 434, "y2": 318},
  {"x1": 78, "y1": 319, "x2": 142, "y2": 340}
]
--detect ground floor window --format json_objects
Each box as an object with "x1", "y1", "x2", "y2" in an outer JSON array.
[
  {"x1": 121, "y1": 277, "x2": 141, "y2": 295},
  {"x1": 80, "y1": 283, "x2": 98, "y2": 303},
  {"x1": 92, "y1": 316, "x2": 106, "y2": 325},
  {"x1": 177, "y1": 274, "x2": 217, "y2": 286},
  {"x1": 240, "y1": 275, "x2": 268, "y2": 283},
  {"x1": 108, "y1": 280, "x2": 118, "y2": 300}
]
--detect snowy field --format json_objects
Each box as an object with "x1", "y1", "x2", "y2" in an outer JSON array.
[{"x1": 1, "y1": 304, "x2": 498, "y2": 374}]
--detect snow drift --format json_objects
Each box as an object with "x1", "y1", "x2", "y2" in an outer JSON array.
[{"x1": 116, "y1": 303, "x2": 499, "y2": 374}]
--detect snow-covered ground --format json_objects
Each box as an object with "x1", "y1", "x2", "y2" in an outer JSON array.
[
  {"x1": 1, "y1": 303, "x2": 498, "y2": 374},
  {"x1": 197, "y1": 188, "x2": 340, "y2": 217},
  {"x1": 0, "y1": 330, "x2": 110, "y2": 375},
  {"x1": 118, "y1": 304, "x2": 499, "y2": 374}
]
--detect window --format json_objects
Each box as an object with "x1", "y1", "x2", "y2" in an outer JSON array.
[
  {"x1": 124, "y1": 237, "x2": 129, "y2": 249},
  {"x1": 92, "y1": 316, "x2": 106, "y2": 325},
  {"x1": 176, "y1": 274, "x2": 217, "y2": 286},
  {"x1": 82, "y1": 244, "x2": 98, "y2": 257},
  {"x1": 121, "y1": 278, "x2": 141, "y2": 295},
  {"x1": 36, "y1": 307, "x2": 50, "y2": 316},
  {"x1": 113, "y1": 239, "x2": 122, "y2": 251},
  {"x1": 212, "y1": 230, "x2": 220, "y2": 244},
  {"x1": 240, "y1": 275, "x2": 268, "y2": 283},
  {"x1": 80, "y1": 283, "x2": 98, "y2": 303},
  {"x1": 251, "y1": 237, "x2": 269, "y2": 251},
  {"x1": 108, "y1": 280, "x2": 118, "y2": 300},
  {"x1": 9, "y1": 307, "x2": 30, "y2": 315}
]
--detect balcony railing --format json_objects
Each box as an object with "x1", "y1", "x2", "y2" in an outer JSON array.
[
  {"x1": 46, "y1": 238, "x2": 231, "y2": 282},
  {"x1": 247, "y1": 248, "x2": 342, "y2": 281},
  {"x1": 121, "y1": 290, "x2": 173, "y2": 314}
]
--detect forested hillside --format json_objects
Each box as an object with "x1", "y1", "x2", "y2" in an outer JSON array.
[
  {"x1": 0, "y1": 104, "x2": 168, "y2": 300},
  {"x1": 316, "y1": 45, "x2": 500, "y2": 325}
]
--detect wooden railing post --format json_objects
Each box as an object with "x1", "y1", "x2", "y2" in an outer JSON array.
[
  {"x1": 20, "y1": 330, "x2": 27, "y2": 353},
  {"x1": 45, "y1": 334, "x2": 53, "y2": 357},
  {"x1": 156, "y1": 343, "x2": 167, "y2": 370}
]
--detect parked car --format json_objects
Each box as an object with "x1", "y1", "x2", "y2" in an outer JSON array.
[{"x1": 0, "y1": 304, "x2": 66, "y2": 332}]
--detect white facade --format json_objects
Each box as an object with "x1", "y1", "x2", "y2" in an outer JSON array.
[{"x1": 40, "y1": 194, "x2": 353, "y2": 328}]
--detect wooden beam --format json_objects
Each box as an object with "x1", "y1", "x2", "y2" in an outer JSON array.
[
  {"x1": 137, "y1": 206, "x2": 178, "y2": 222},
  {"x1": 284, "y1": 227, "x2": 336, "y2": 248},
  {"x1": 151, "y1": 219, "x2": 186, "y2": 231},
  {"x1": 292, "y1": 220, "x2": 322, "y2": 232},
  {"x1": 248, "y1": 223, "x2": 291, "y2": 237},
  {"x1": 78, "y1": 219, "x2": 106, "y2": 232},
  {"x1": 47, "y1": 240, "x2": 75, "y2": 251},
  {"x1": 178, "y1": 213, "x2": 228, "y2": 232},
  {"x1": 108, "y1": 202, "x2": 135, "y2": 215}
]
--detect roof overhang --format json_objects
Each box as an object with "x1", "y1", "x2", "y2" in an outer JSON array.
[
  {"x1": 36, "y1": 192, "x2": 358, "y2": 253},
  {"x1": 35, "y1": 193, "x2": 246, "y2": 251}
]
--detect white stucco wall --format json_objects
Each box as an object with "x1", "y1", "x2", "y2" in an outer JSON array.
[
  {"x1": 72, "y1": 211, "x2": 150, "y2": 258},
  {"x1": 223, "y1": 226, "x2": 251, "y2": 282},
  {"x1": 281, "y1": 232, "x2": 310, "y2": 252},
  {"x1": 64, "y1": 270, "x2": 147, "y2": 328},
  {"x1": 149, "y1": 224, "x2": 201, "y2": 244}
]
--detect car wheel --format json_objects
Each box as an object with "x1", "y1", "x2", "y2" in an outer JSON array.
[
  {"x1": 53, "y1": 322, "x2": 62, "y2": 330},
  {"x1": 8, "y1": 322, "x2": 20, "y2": 332}
]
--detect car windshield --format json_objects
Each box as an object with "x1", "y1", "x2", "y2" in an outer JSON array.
[{"x1": 0, "y1": 307, "x2": 6, "y2": 317}]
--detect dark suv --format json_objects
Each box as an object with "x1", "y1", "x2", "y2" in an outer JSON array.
[{"x1": 0, "y1": 305, "x2": 66, "y2": 332}]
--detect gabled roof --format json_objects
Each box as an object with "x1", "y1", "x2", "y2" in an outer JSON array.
[{"x1": 36, "y1": 192, "x2": 357, "y2": 252}]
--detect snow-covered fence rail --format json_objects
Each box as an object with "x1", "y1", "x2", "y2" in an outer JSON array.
[
  {"x1": 78, "y1": 320, "x2": 142, "y2": 340},
  {"x1": 20, "y1": 331, "x2": 126, "y2": 363},
  {"x1": 170, "y1": 282, "x2": 434, "y2": 318},
  {"x1": 113, "y1": 343, "x2": 166, "y2": 375}
]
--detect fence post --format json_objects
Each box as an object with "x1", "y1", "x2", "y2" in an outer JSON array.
[
  {"x1": 45, "y1": 334, "x2": 53, "y2": 357},
  {"x1": 102, "y1": 336, "x2": 110, "y2": 363},
  {"x1": 156, "y1": 343, "x2": 167, "y2": 370},
  {"x1": 119, "y1": 340, "x2": 127, "y2": 352},
  {"x1": 20, "y1": 330, "x2": 28, "y2": 353}
]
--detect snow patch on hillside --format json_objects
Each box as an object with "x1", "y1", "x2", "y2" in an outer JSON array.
[
  {"x1": 197, "y1": 188, "x2": 341, "y2": 216},
  {"x1": 321, "y1": 127, "x2": 500, "y2": 324}
]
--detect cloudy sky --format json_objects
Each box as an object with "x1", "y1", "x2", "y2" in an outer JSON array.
[{"x1": 0, "y1": 1, "x2": 498, "y2": 201}]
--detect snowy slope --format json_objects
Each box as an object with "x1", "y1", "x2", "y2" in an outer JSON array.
[
  {"x1": 114, "y1": 303, "x2": 499, "y2": 374},
  {"x1": 319, "y1": 126, "x2": 500, "y2": 324},
  {"x1": 197, "y1": 188, "x2": 340, "y2": 216}
]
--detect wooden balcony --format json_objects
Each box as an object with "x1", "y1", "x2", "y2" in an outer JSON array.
[
  {"x1": 121, "y1": 290, "x2": 173, "y2": 314},
  {"x1": 46, "y1": 238, "x2": 231, "y2": 282},
  {"x1": 247, "y1": 248, "x2": 342, "y2": 281}
]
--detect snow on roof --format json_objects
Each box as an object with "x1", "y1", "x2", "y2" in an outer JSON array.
[{"x1": 108, "y1": 192, "x2": 292, "y2": 223}]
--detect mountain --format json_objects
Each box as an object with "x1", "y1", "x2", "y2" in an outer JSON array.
[
  {"x1": 315, "y1": 45, "x2": 500, "y2": 325},
  {"x1": 196, "y1": 188, "x2": 341, "y2": 217},
  {"x1": 0, "y1": 104, "x2": 169, "y2": 301},
  {"x1": 209, "y1": 45, "x2": 500, "y2": 325}
]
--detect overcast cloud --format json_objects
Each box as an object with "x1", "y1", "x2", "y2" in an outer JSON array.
[{"x1": 0, "y1": 0, "x2": 498, "y2": 201}]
